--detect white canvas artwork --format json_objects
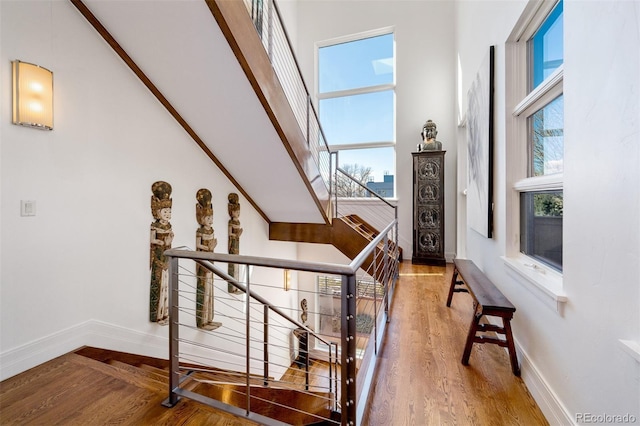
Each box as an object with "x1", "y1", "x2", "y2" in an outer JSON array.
[{"x1": 466, "y1": 46, "x2": 494, "y2": 238}]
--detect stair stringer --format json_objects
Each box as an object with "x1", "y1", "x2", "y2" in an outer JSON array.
[{"x1": 269, "y1": 215, "x2": 399, "y2": 282}]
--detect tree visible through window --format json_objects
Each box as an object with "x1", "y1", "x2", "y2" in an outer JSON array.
[{"x1": 515, "y1": 0, "x2": 564, "y2": 272}]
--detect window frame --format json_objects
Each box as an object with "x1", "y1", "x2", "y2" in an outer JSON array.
[
  {"x1": 315, "y1": 27, "x2": 397, "y2": 197},
  {"x1": 504, "y1": 0, "x2": 567, "y2": 311}
]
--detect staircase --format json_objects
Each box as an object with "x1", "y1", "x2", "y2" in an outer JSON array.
[
  {"x1": 74, "y1": 347, "x2": 339, "y2": 425},
  {"x1": 270, "y1": 214, "x2": 401, "y2": 280},
  {"x1": 337, "y1": 215, "x2": 402, "y2": 262}
]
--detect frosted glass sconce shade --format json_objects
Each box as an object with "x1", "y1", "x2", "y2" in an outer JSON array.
[
  {"x1": 12, "y1": 60, "x2": 53, "y2": 130},
  {"x1": 284, "y1": 269, "x2": 291, "y2": 291}
]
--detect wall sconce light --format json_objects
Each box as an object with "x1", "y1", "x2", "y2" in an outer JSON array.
[
  {"x1": 12, "y1": 60, "x2": 54, "y2": 130},
  {"x1": 284, "y1": 269, "x2": 291, "y2": 291}
]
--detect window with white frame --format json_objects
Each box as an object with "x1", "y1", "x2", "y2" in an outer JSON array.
[
  {"x1": 507, "y1": 0, "x2": 564, "y2": 274},
  {"x1": 317, "y1": 29, "x2": 396, "y2": 198}
]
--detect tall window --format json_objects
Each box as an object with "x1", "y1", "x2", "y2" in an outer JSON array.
[
  {"x1": 317, "y1": 29, "x2": 395, "y2": 198},
  {"x1": 508, "y1": 0, "x2": 564, "y2": 273}
]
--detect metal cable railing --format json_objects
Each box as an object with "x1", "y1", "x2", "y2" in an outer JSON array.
[
  {"x1": 334, "y1": 165, "x2": 400, "y2": 268},
  {"x1": 243, "y1": 0, "x2": 333, "y2": 202},
  {"x1": 164, "y1": 254, "x2": 340, "y2": 424},
  {"x1": 163, "y1": 220, "x2": 398, "y2": 425}
]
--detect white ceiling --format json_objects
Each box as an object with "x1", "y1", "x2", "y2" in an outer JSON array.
[{"x1": 81, "y1": 0, "x2": 326, "y2": 224}]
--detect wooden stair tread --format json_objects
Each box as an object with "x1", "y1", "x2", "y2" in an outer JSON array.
[
  {"x1": 73, "y1": 353, "x2": 168, "y2": 393},
  {"x1": 0, "y1": 352, "x2": 261, "y2": 425},
  {"x1": 0, "y1": 353, "x2": 166, "y2": 423},
  {"x1": 75, "y1": 346, "x2": 170, "y2": 369},
  {"x1": 188, "y1": 370, "x2": 268, "y2": 386},
  {"x1": 108, "y1": 359, "x2": 169, "y2": 386},
  {"x1": 70, "y1": 347, "x2": 336, "y2": 424},
  {"x1": 190, "y1": 381, "x2": 334, "y2": 425}
]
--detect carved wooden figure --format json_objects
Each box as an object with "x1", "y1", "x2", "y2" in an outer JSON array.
[
  {"x1": 149, "y1": 181, "x2": 174, "y2": 325},
  {"x1": 293, "y1": 298, "x2": 311, "y2": 369},
  {"x1": 227, "y1": 193, "x2": 243, "y2": 293},
  {"x1": 195, "y1": 189, "x2": 221, "y2": 330},
  {"x1": 300, "y1": 298, "x2": 308, "y2": 325}
]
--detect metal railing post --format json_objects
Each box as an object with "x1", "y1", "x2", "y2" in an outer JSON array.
[
  {"x1": 332, "y1": 342, "x2": 339, "y2": 410},
  {"x1": 342, "y1": 274, "x2": 357, "y2": 425},
  {"x1": 334, "y1": 152, "x2": 339, "y2": 218},
  {"x1": 304, "y1": 331, "x2": 310, "y2": 391},
  {"x1": 245, "y1": 268, "x2": 251, "y2": 415},
  {"x1": 162, "y1": 255, "x2": 181, "y2": 408},
  {"x1": 306, "y1": 95, "x2": 311, "y2": 146},
  {"x1": 263, "y1": 304, "x2": 269, "y2": 386},
  {"x1": 373, "y1": 248, "x2": 378, "y2": 355},
  {"x1": 383, "y1": 236, "x2": 390, "y2": 327}
]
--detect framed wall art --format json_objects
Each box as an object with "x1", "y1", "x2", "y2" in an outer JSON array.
[{"x1": 466, "y1": 45, "x2": 495, "y2": 238}]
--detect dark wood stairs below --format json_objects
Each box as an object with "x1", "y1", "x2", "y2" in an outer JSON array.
[
  {"x1": 74, "y1": 347, "x2": 337, "y2": 425},
  {"x1": 0, "y1": 351, "x2": 256, "y2": 425},
  {"x1": 269, "y1": 215, "x2": 402, "y2": 277}
]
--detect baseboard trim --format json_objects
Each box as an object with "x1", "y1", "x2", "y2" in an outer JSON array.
[
  {"x1": 516, "y1": 340, "x2": 575, "y2": 425},
  {"x1": 1, "y1": 320, "x2": 168, "y2": 381}
]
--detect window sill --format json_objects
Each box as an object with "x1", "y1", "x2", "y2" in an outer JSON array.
[
  {"x1": 513, "y1": 173, "x2": 563, "y2": 192},
  {"x1": 619, "y1": 340, "x2": 640, "y2": 363},
  {"x1": 502, "y1": 256, "x2": 567, "y2": 314}
]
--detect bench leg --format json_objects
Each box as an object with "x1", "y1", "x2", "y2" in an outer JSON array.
[
  {"x1": 503, "y1": 318, "x2": 521, "y2": 376},
  {"x1": 461, "y1": 304, "x2": 482, "y2": 366},
  {"x1": 446, "y1": 266, "x2": 459, "y2": 307}
]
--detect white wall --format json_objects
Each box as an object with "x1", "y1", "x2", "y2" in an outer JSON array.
[
  {"x1": 294, "y1": 0, "x2": 457, "y2": 260},
  {"x1": 0, "y1": 0, "x2": 297, "y2": 380},
  {"x1": 4, "y1": 0, "x2": 639, "y2": 420},
  {"x1": 456, "y1": 0, "x2": 640, "y2": 423}
]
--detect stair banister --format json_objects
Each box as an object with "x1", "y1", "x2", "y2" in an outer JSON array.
[{"x1": 164, "y1": 220, "x2": 398, "y2": 425}]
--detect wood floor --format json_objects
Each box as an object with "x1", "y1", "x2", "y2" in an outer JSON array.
[
  {"x1": 0, "y1": 262, "x2": 548, "y2": 425},
  {"x1": 362, "y1": 262, "x2": 548, "y2": 426}
]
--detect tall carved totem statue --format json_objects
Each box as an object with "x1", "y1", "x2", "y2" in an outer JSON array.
[
  {"x1": 195, "y1": 189, "x2": 221, "y2": 330},
  {"x1": 149, "y1": 181, "x2": 174, "y2": 325},
  {"x1": 227, "y1": 193, "x2": 243, "y2": 293}
]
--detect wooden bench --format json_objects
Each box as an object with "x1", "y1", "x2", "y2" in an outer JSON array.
[{"x1": 446, "y1": 259, "x2": 520, "y2": 376}]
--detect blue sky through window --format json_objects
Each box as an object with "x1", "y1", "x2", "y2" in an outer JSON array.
[
  {"x1": 318, "y1": 32, "x2": 395, "y2": 185},
  {"x1": 319, "y1": 90, "x2": 394, "y2": 145},
  {"x1": 319, "y1": 33, "x2": 394, "y2": 94},
  {"x1": 531, "y1": 0, "x2": 563, "y2": 89}
]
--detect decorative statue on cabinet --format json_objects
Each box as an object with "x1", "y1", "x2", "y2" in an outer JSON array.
[
  {"x1": 300, "y1": 298, "x2": 308, "y2": 325},
  {"x1": 227, "y1": 193, "x2": 243, "y2": 293},
  {"x1": 293, "y1": 298, "x2": 311, "y2": 368},
  {"x1": 418, "y1": 119, "x2": 443, "y2": 151},
  {"x1": 149, "y1": 181, "x2": 174, "y2": 325},
  {"x1": 195, "y1": 188, "x2": 221, "y2": 330}
]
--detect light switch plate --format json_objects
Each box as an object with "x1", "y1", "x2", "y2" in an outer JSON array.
[{"x1": 21, "y1": 200, "x2": 36, "y2": 217}]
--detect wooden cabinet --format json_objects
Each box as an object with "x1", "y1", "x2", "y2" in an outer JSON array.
[{"x1": 412, "y1": 150, "x2": 445, "y2": 266}]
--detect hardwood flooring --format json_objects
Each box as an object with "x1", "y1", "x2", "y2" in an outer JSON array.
[
  {"x1": 362, "y1": 262, "x2": 548, "y2": 426},
  {"x1": 0, "y1": 351, "x2": 259, "y2": 425},
  {"x1": 0, "y1": 262, "x2": 548, "y2": 425}
]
